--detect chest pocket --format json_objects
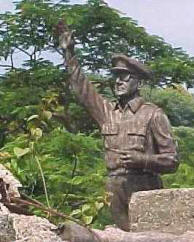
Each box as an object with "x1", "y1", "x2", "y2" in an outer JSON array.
[
  {"x1": 101, "y1": 123, "x2": 119, "y2": 149},
  {"x1": 126, "y1": 119, "x2": 147, "y2": 152}
]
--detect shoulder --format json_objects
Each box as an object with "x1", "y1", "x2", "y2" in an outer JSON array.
[
  {"x1": 141, "y1": 102, "x2": 162, "y2": 115},
  {"x1": 146, "y1": 105, "x2": 171, "y2": 130},
  {"x1": 143, "y1": 102, "x2": 159, "y2": 109},
  {"x1": 141, "y1": 102, "x2": 170, "y2": 126}
]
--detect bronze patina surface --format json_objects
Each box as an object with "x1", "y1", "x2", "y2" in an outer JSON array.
[{"x1": 58, "y1": 26, "x2": 179, "y2": 231}]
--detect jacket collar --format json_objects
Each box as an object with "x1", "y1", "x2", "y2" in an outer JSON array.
[{"x1": 114, "y1": 96, "x2": 144, "y2": 113}]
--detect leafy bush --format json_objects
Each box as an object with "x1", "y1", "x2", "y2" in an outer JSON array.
[
  {"x1": 163, "y1": 126, "x2": 194, "y2": 188},
  {"x1": 142, "y1": 86, "x2": 194, "y2": 127},
  {"x1": 1, "y1": 126, "x2": 108, "y2": 226}
]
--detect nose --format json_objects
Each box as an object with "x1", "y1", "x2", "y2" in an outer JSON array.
[{"x1": 116, "y1": 77, "x2": 122, "y2": 84}]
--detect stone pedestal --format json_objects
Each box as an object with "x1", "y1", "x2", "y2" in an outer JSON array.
[{"x1": 129, "y1": 188, "x2": 194, "y2": 235}]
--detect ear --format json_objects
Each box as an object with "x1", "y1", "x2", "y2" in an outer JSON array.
[{"x1": 138, "y1": 80, "x2": 143, "y2": 89}]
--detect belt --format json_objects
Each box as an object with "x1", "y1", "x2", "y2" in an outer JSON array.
[{"x1": 108, "y1": 168, "x2": 154, "y2": 176}]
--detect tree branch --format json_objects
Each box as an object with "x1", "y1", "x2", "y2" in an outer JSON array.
[
  {"x1": 33, "y1": 46, "x2": 37, "y2": 61},
  {"x1": 0, "y1": 64, "x2": 16, "y2": 69},
  {"x1": 48, "y1": 44, "x2": 64, "y2": 56},
  {"x1": 10, "y1": 49, "x2": 15, "y2": 69},
  {"x1": 14, "y1": 46, "x2": 32, "y2": 57}
]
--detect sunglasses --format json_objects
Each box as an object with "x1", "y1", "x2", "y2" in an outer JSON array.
[{"x1": 112, "y1": 72, "x2": 137, "y2": 81}]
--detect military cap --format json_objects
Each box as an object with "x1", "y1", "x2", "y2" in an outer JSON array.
[{"x1": 111, "y1": 54, "x2": 152, "y2": 80}]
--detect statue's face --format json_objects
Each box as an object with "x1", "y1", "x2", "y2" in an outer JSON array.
[{"x1": 114, "y1": 71, "x2": 139, "y2": 97}]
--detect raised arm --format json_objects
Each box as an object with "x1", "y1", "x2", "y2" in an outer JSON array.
[{"x1": 56, "y1": 21, "x2": 111, "y2": 127}]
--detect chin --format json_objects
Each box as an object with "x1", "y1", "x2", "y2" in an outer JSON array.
[
  {"x1": 116, "y1": 91, "x2": 127, "y2": 97},
  {"x1": 117, "y1": 92, "x2": 129, "y2": 97}
]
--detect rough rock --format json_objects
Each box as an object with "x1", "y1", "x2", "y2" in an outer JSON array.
[
  {"x1": 129, "y1": 188, "x2": 194, "y2": 234},
  {"x1": 0, "y1": 202, "x2": 66, "y2": 242},
  {"x1": 94, "y1": 226, "x2": 194, "y2": 242},
  {"x1": 0, "y1": 164, "x2": 22, "y2": 198},
  {"x1": 1, "y1": 201, "x2": 194, "y2": 242},
  {"x1": 41, "y1": 222, "x2": 194, "y2": 242},
  {"x1": 54, "y1": 222, "x2": 100, "y2": 242},
  {"x1": 0, "y1": 214, "x2": 16, "y2": 242}
]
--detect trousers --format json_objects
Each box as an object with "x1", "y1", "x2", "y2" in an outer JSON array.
[{"x1": 106, "y1": 172, "x2": 163, "y2": 231}]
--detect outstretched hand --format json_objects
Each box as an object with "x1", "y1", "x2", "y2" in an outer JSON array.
[
  {"x1": 59, "y1": 30, "x2": 74, "y2": 50},
  {"x1": 54, "y1": 20, "x2": 74, "y2": 50}
]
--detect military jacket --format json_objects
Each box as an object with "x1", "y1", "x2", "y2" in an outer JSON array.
[{"x1": 69, "y1": 60, "x2": 178, "y2": 175}]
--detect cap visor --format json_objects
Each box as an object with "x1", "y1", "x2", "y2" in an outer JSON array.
[{"x1": 110, "y1": 67, "x2": 130, "y2": 73}]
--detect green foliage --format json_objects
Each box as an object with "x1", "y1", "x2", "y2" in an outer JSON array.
[
  {"x1": 141, "y1": 86, "x2": 194, "y2": 127},
  {"x1": 163, "y1": 126, "x2": 194, "y2": 188},
  {"x1": 149, "y1": 57, "x2": 194, "y2": 88},
  {"x1": 1, "y1": 0, "x2": 194, "y2": 86},
  {"x1": 1, "y1": 126, "x2": 107, "y2": 225}
]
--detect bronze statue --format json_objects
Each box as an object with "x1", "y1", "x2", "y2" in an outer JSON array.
[{"x1": 57, "y1": 23, "x2": 179, "y2": 231}]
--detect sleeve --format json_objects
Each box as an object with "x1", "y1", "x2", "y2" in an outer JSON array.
[
  {"x1": 148, "y1": 108, "x2": 179, "y2": 174},
  {"x1": 68, "y1": 57, "x2": 111, "y2": 127}
]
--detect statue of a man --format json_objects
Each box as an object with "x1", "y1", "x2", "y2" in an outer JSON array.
[{"x1": 58, "y1": 26, "x2": 179, "y2": 231}]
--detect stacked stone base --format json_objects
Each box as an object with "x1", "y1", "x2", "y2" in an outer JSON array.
[
  {"x1": 1, "y1": 162, "x2": 194, "y2": 242},
  {"x1": 129, "y1": 188, "x2": 194, "y2": 235}
]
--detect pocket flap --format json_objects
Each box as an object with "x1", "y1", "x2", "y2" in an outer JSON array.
[
  {"x1": 127, "y1": 129, "x2": 146, "y2": 136},
  {"x1": 101, "y1": 123, "x2": 118, "y2": 135},
  {"x1": 127, "y1": 120, "x2": 147, "y2": 136}
]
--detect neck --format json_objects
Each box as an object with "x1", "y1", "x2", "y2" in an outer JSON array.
[{"x1": 118, "y1": 92, "x2": 139, "y2": 109}]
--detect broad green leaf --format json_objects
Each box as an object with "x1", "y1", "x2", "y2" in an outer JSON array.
[
  {"x1": 14, "y1": 147, "x2": 30, "y2": 158},
  {"x1": 95, "y1": 202, "x2": 104, "y2": 210},
  {"x1": 66, "y1": 16, "x2": 74, "y2": 25},
  {"x1": 43, "y1": 110, "x2": 52, "y2": 120},
  {"x1": 41, "y1": 120, "x2": 48, "y2": 128},
  {"x1": 11, "y1": 158, "x2": 18, "y2": 171},
  {"x1": 83, "y1": 215, "x2": 93, "y2": 225},
  {"x1": 27, "y1": 115, "x2": 39, "y2": 122},
  {"x1": 31, "y1": 128, "x2": 43, "y2": 140},
  {"x1": 82, "y1": 204, "x2": 91, "y2": 213},
  {"x1": 171, "y1": 183, "x2": 181, "y2": 188},
  {"x1": 70, "y1": 209, "x2": 81, "y2": 217},
  {"x1": 72, "y1": 176, "x2": 84, "y2": 185}
]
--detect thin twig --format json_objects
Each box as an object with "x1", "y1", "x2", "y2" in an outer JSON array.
[
  {"x1": 48, "y1": 44, "x2": 64, "y2": 56},
  {"x1": 71, "y1": 153, "x2": 78, "y2": 179},
  {"x1": 35, "y1": 156, "x2": 51, "y2": 209},
  {"x1": 20, "y1": 192, "x2": 45, "y2": 207},
  {"x1": 8, "y1": 197, "x2": 102, "y2": 242},
  {"x1": 63, "y1": 153, "x2": 78, "y2": 203},
  {"x1": 14, "y1": 46, "x2": 32, "y2": 57}
]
